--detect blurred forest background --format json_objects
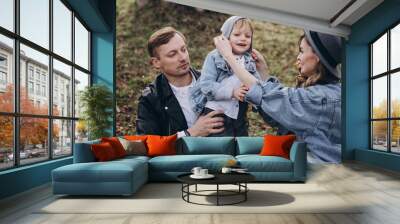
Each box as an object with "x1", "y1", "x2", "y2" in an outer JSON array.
[{"x1": 116, "y1": 0, "x2": 303, "y2": 136}]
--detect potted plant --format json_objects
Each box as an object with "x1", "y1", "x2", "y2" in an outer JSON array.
[{"x1": 79, "y1": 84, "x2": 113, "y2": 140}]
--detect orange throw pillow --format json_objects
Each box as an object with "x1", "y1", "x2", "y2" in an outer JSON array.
[
  {"x1": 146, "y1": 134, "x2": 177, "y2": 157},
  {"x1": 101, "y1": 137, "x2": 126, "y2": 158},
  {"x1": 124, "y1": 135, "x2": 148, "y2": 142},
  {"x1": 91, "y1": 142, "x2": 117, "y2": 161},
  {"x1": 260, "y1": 135, "x2": 296, "y2": 159}
]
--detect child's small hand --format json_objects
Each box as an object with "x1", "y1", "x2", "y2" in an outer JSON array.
[{"x1": 233, "y1": 85, "x2": 249, "y2": 102}]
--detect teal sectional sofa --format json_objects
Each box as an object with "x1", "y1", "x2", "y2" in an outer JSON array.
[{"x1": 52, "y1": 137, "x2": 307, "y2": 196}]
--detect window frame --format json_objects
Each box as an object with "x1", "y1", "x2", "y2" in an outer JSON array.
[
  {"x1": 370, "y1": 20, "x2": 400, "y2": 154},
  {"x1": 0, "y1": 0, "x2": 92, "y2": 171}
]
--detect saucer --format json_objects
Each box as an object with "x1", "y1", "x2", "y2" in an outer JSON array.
[{"x1": 190, "y1": 174, "x2": 215, "y2": 179}]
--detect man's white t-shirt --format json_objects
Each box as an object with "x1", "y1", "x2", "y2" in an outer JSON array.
[{"x1": 169, "y1": 73, "x2": 198, "y2": 138}]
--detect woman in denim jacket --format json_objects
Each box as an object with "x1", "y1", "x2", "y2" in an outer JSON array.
[
  {"x1": 190, "y1": 16, "x2": 261, "y2": 137},
  {"x1": 214, "y1": 30, "x2": 342, "y2": 163}
]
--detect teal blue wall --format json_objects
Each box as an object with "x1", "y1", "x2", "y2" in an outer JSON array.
[
  {"x1": 91, "y1": 0, "x2": 116, "y2": 136},
  {"x1": 92, "y1": 32, "x2": 115, "y2": 135},
  {"x1": 345, "y1": 0, "x2": 400, "y2": 171},
  {"x1": 0, "y1": 0, "x2": 116, "y2": 200},
  {"x1": 0, "y1": 158, "x2": 72, "y2": 199}
]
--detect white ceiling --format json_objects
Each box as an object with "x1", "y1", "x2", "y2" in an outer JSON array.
[
  {"x1": 227, "y1": 0, "x2": 352, "y2": 22},
  {"x1": 165, "y1": 0, "x2": 384, "y2": 37}
]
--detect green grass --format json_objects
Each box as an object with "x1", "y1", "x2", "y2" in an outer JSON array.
[{"x1": 116, "y1": 0, "x2": 303, "y2": 136}]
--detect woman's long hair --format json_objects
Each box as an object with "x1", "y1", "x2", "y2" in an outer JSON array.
[{"x1": 296, "y1": 35, "x2": 340, "y2": 88}]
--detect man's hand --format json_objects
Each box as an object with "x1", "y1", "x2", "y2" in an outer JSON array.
[
  {"x1": 233, "y1": 85, "x2": 249, "y2": 102},
  {"x1": 187, "y1": 110, "x2": 224, "y2": 137}
]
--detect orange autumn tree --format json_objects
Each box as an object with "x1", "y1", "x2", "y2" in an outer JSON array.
[
  {"x1": 0, "y1": 84, "x2": 59, "y2": 149},
  {"x1": 372, "y1": 99, "x2": 400, "y2": 143},
  {"x1": 0, "y1": 85, "x2": 13, "y2": 148}
]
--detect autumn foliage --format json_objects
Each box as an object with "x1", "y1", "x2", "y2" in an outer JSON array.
[
  {"x1": 0, "y1": 85, "x2": 59, "y2": 149},
  {"x1": 372, "y1": 99, "x2": 400, "y2": 142}
]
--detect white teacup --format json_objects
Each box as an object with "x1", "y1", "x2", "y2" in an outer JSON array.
[
  {"x1": 221, "y1": 167, "x2": 232, "y2": 174},
  {"x1": 199, "y1": 169, "x2": 208, "y2": 176},
  {"x1": 191, "y1": 167, "x2": 202, "y2": 176}
]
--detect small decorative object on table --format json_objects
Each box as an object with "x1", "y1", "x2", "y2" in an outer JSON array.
[
  {"x1": 221, "y1": 159, "x2": 241, "y2": 173},
  {"x1": 226, "y1": 159, "x2": 238, "y2": 168}
]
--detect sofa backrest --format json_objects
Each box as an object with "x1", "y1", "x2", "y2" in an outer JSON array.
[
  {"x1": 73, "y1": 139, "x2": 100, "y2": 163},
  {"x1": 235, "y1": 137, "x2": 263, "y2": 155},
  {"x1": 178, "y1": 137, "x2": 235, "y2": 155},
  {"x1": 74, "y1": 136, "x2": 302, "y2": 160}
]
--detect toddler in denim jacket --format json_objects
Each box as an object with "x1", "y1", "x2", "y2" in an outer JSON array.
[{"x1": 190, "y1": 16, "x2": 261, "y2": 136}]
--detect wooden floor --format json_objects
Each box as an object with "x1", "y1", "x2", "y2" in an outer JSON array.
[{"x1": 1, "y1": 162, "x2": 400, "y2": 224}]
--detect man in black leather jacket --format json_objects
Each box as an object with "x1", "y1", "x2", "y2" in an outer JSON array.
[{"x1": 137, "y1": 27, "x2": 224, "y2": 137}]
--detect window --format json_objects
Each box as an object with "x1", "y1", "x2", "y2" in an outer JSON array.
[
  {"x1": 28, "y1": 81, "x2": 34, "y2": 94},
  {"x1": 0, "y1": 71, "x2": 6, "y2": 85},
  {"x1": 20, "y1": 0, "x2": 49, "y2": 49},
  {"x1": 75, "y1": 17, "x2": 89, "y2": 70},
  {"x1": 370, "y1": 23, "x2": 400, "y2": 154},
  {"x1": 53, "y1": 0, "x2": 72, "y2": 60},
  {"x1": 0, "y1": 34, "x2": 13, "y2": 113},
  {"x1": 0, "y1": 0, "x2": 91, "y2": 170},
  {"x1": 53, "y1": 59, "x2": 72, "y2": 117},
  {"x1": 0, "y1": 116, "x2": 13, "y2": 170},
  {"x1": 0, "y1": 0, "x2": 14, "y2": 32},
  {"x1": 0, "y1": 55, "x2": 7, "y2": 67},
  {"x1": 36, "y1": 83, "x2": 40, "y2": 95},
  {"x1": 0, "y1": 54, "x2": 7, "y2": 86},
  {"x1": 28, "y1": 67, "x2": 34, "y2": 80},
  {"x1": 35, "y1": 70, "x2": 41, "y2": 81},
  {"x1": 74, "y1": 69, "x2": 89, "y2": 118},
  {"x1": 54, "y1": 91, "x2": 58, "y2": 105},
  {"x1": 53, "y1": 119, "x2": 72, "y2": 158},
  {"x1": 42, "y1": 85, "x2": 46, "y2": 97}
]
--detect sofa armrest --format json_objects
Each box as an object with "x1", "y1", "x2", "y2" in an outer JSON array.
[
  {"x1": 289, "y1": 141, "x2": 307, "y2": 181},
  {"x1": 73, "y1": 140, "x2": 100, "y2": 163}
]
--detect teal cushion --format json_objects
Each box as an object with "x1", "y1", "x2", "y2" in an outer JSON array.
[
  {"x1": 149, "y1": 154, "x2": 235, "y2": 172},
  {"x1": 52, "y1": 159, "x2": 147, "y2": 183},
  {"x1": 179, "y1": 137, "x2": 235, "y2": 155},
  {"x1": 236, "y1": 137, "x2": 263, "y2": 155},
  {"x1": 116, "y1": 155, "x2": 150, "y2": 163},
  {"x1": 236, "y1": 155, "x2": 293, "y2": 172}
]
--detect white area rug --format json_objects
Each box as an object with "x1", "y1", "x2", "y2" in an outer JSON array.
[{"x1": 38, "y1": 183, "x2": 362, "y2": 214}]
